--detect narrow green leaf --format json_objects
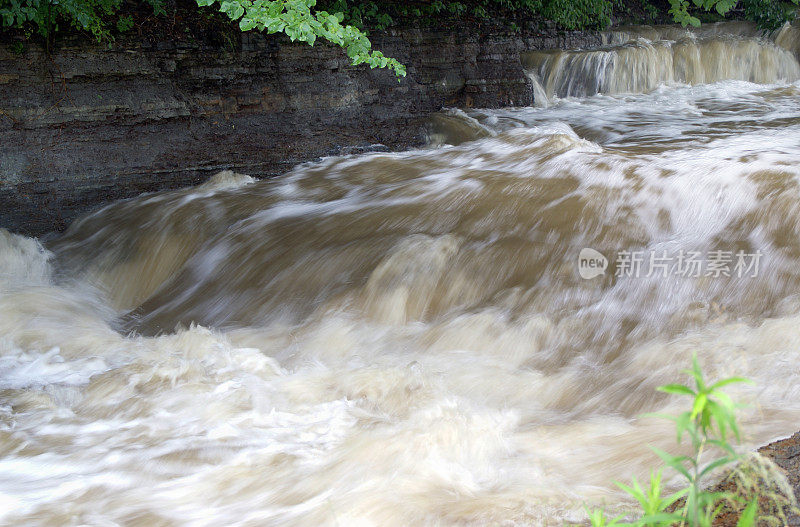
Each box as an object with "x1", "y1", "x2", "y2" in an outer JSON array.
[
  {"x1": 657, "y1": 384, "x2": 695, "y2": 396},
  {"x1": 664, "y1": 487, "x2": 688, "y2": 507},
  {"x1": 736, "y1": 499, "x2": 757, "y2": 527},
  {"x1": 691, "y1": 392, "x2": 708, "y2": 420},
  {"x1": 705, "y1": 439, "x2": 736, "y2": 456},
  {"x1": 698, "y1": 455, "x2": 734, "y2": 478},
  {"x1": 650, "y1": 447, "x2": 692, "y2": 480}
]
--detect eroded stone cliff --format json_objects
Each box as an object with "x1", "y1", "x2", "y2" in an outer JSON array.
[{"x1": 0, "y1": 26, "x2": 602, "y2": 235}]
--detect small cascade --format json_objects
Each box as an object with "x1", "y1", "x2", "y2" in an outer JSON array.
[
  {"x1": 600, "y1": 21, "x2": 761, "y2": 46},
  {"x1": 526, "y1": 70, "x2": 551, "y2": 108},
  {"x1": 524, "y1": 22, "x2": 800, "y2": 101}
]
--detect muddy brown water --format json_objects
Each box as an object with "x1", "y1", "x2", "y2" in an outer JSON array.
[{"x1": 3, "y1": 21, "x2": 800, "y2": 526}]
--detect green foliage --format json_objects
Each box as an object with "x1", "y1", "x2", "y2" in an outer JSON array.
[
  {"x1": 116, "y1": 13, "x2": 133, "y2": 32},
  {"x1": 647, "y1": 355, "x2": 753, "y2": 526},
  {"x1": 399, "y1": 0, "x2": 607, "y2": 30},
  {"x1": 389, "y1": 0, "x2": 535, "y2": 26},
  {"x1": 1, "y1": 0, "x2": 116, "y2": 41},
  {"x1": 642, "y1": 0, "x2": 659, "y2": 23},
  {"x1": 585, "y1": 354, "x2": 790, "y2": 527},
  {"x1": 325, "y1": 0, "x2": 613, "y2": 32},
  {"x1": 614, "y1": 469, "x2": 686, "y2": 525},
  {"x1": 472, "y1": 4, "x2": 488, "y2": 17},
  {"x1": 741, "y1": 0, "x2": 797, "y2": 30},
  {"x1": 196, "y1": 0, "x2": 405, "y2": 77},
  {"x1": 656, "y1": 354, "x2": 749, "y2": 442},
  {"x1": 326, "y1": 0, "x2": 393, "y2": 30},
  {"x1": 668, "y1": 0, "x2": 799, "y2": 29},
  {"x1": 1, "y1": 0, "x2": 797, "y2": 71},
  {"x1": 0, "y1": 0, "x2": 165, "y2": 45},
  {"x1": 541, "y1": 0, "x2": 612, "y2": 29},
  {"x1": 587, "y1": 507, "x2": 629, "y2": 527}
]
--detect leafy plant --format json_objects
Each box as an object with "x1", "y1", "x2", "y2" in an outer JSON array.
[
  {"x1": 741, "y1": 0, "x2": 797, "y2": 31},
  {"x1": 324, "y1": 0, "x2": 392, "y2": 30},
  {"x1": 195, "y1": 0, "x2": 405, "y2": 78},
  {"x1": 116, "y1": 13, "x2": 133, "y2": 32},
  {"x1": 668, "y1": 0, "x2": 733, "y2": 27},
  {"x1": 472, "y1": 4, "x2": 488, "y2": 18},
  {"x1": 0, "y1": 0, "x2": 165, "y2": 47},
  {"x1": 540, "y1": 0, "x2": 612, "y2": 29},
  {"x1": 8, "y1": 39, "x2": 25, "y2": 53},
  {"x1": 668, "y1": 0, "x2": 799, "y2": 28},
  {"x1": 642, "y1": 0, "x2": 660, "y2": 22},
  {"x1": 648, "y1": 354, "x2": 751, "y2": 526},
  {"x1": 587, "y1": 507, "x2": 630, "y2": 527},
  {"x1": 583, "y1": 354, "x2": 794, "y2": 527},
  {"x1": 614, "y1": 469, "x2": 686, "y2": 525}
]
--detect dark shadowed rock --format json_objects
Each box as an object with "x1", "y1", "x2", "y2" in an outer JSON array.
[{"x1": 0, "y1": 26, "x2": 603, "y2": 236}]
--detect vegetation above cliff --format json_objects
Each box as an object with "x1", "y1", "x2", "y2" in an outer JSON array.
[{"x1": 1, "y1": 0, "x2": 798, "y2": 76}]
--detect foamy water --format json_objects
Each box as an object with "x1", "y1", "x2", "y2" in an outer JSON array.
[{"x1": 4, "y1": 23, "x2": 800, "y2": 527}]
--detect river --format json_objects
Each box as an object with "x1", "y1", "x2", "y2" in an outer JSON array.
[{"x1": 2, "y1": 21, "x2": 800, "y2": 526}]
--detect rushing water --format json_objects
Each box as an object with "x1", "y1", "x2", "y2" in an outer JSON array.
[
  {"x1": 4, "y1": 21, "x2": 800, "y2": 527},
  {"x1": 525, "y1": 21, "x2": 800, "y2": 102}
]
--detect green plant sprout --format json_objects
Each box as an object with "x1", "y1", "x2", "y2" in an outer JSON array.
[{"x1": 583, "y1": 354, "x2": 796, "y2": 527}]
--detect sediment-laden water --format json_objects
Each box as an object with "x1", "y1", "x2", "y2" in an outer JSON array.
[{"x1": 3, "y1": 21, "x2": 800, "y2": 527}]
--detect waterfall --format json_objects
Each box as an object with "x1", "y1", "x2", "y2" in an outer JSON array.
[{"x1": 523, "y1": 21, "x2": 800, "y2": 101}]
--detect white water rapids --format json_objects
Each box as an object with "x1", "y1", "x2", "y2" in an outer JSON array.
[{"x1": 4, "y1": 21, "x2": 800, "y2": 526}]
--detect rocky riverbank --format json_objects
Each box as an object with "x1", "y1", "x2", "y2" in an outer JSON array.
[
  {"x1": 0, "y1": 24, "x2": 604, "y2": 236},
  {"x1": 758, "y1": 433, "x2": 800, "y2": 524}
]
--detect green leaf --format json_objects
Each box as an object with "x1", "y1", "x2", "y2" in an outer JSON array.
[
  {"x1": 674, "y1": 411, "x2": 693, "y2": 443},
  {"x1": 691, "y1": 392, "x2": 708, "y2": 421},
  {"x1": 698, "y1": 455, "x2": 734, "y2": 478},
  {"x1": 657, "y1": 384, "x2": 695, "y2": 396},
  {"x1": 736, "y1": 499, "x2": 757, "y2": 527},
  {"x1": 711, "y1": 390, "x2": 736, "y2": 411},
  {"x1": 650, "y1": 447, "x2": 692, "y2": 480},
  {"x1": 193, "y1": 0, "x2": 404, "y2": 77},
  {"x1": 664, "y1": 487, "x2": 689, "y2": 507},
  {"x1": 705, "y1": 438, "x2": 736, "y2": 456},
  {"x1": 585, "y1": 507, "x2": 631, "y2": 527},
  {"x1": 690, "y1": 354, "x2": 707, "y2": 391},
  {"x1": 614, "y1": 479, "x2": 645, "y2": 506}
]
